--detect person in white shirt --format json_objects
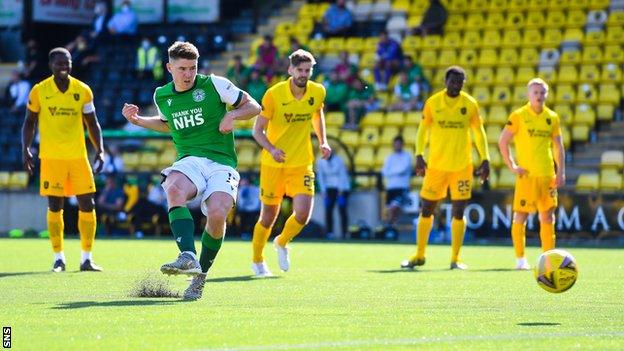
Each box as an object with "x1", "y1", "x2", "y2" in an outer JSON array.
[
  {"x1": 381, "y1": 135, "x2": 413, "y2": 230},
  {"x1": 6, "y1": 71, "x2": 31, "y2": 113},
  {"x1": 316, "y1": 153, "x2": 350, "y2": 238}
]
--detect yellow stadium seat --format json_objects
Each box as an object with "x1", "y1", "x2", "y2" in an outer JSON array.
[
  {"x1": 307, "y1": 39, "x2": 326, "y2": 55},
  {"x1": 402, "y1": 125, "x2": 418, "y2": 139},
  {"x1": 159, "y1": 149, "x2": 177, "y2": 168},
  {"x1": 487, "y1": 105, "x2": 509, "y2": 125},
  {"x1": 579, "y1": 64, "x2": 600, "y2": 81},
  {"x1": 598, "y1": 84, "x2": 620, "y2": 104},
  {"x1": 354, "y1": 146, "x2": 375, "y2": 171},
  {"x1": 597, "y1": 104, "x2": 615, "y2": 122},
  {"x1": 542, "y1": 29, "x2": 563, "y2": 47},
  {"x1": 392, "y1": 0, "x2": 411, "y2": 13},
  {"x1": 489, "y1": 0, "x2": 507, "y2": 11},
  {"x1": 557, "y1": 65, "x2": 578, "y2": 84},
  {"x1": 583, "y1": 30, "x2": 605, "y2": 45},
  {"x1": 326, "y1": 111, "x2": 345, "y2": 127},
  {"x1": 563, "y1": 28, "x2": 584, "y2": 42},
  {"x1": 122, "y1": 152, "x2": 140, "y2": 171},
  {"x1": 461, "y1": 31, "x2": 481, "y2": 49},
  {"x1": 489, "y1": 147, "x2": 503, "y2": 168},
  {"x1": 601, "y1": 150, "x2": 624, "y2": 169},
  {"x1": 359, "y1": 52, "x2": 377, "y2": 69},
  {"x1": 481, "y1": 31, "x2": 502, "y2": 50},
  {"x1": 512, "y1": 85, "x2": 528, "y2": 104},
  {"x1": 314, "y1": 3, "x2": 329, "y2": 21},
  {"x1": 295, "y1": 19, "x2": 314, "y2": 36},
  {"x1": 574, "y1": 104, "x2": 596, "y2": 127},
  {"x1": 375, "y1": 146, "x2": 393, "y2": 168},
  {"x1": 561, "y1": 126, "x2": 571, "y2": 148},
  {"x1": 497, "y1": 168, "x2": 516, "y2": 189},
  {"x1": 486, "y1": 125, "x2": 501, "y2": 144},
  {"x1": 325, "y1": 37, "x2": 346, "y2": 55},
  {"x1": 355, "y1": 175, "x2": 375, "y2": 189},
  {"x1": 491, "y1": 86, "x2": 511, "y2": 106},
  {"x1": 0, "y1": 171, "x2": 10, "y2": 189},
  {"x1": 475, "y1": 68, "x2": 494, "y2": 86},
  {"x1": 8, "y1": 172, "x2": 28, "y2": 190},
  {"x1": 340, "y1": 130, "x2": 360, "y2": 148},
  {"x1": 459, "y1": 49, "x2": 479, "y2": 68},
  {"x1": 519, "y1": 48, "x2": 539, "y2": 66},
  {"x1": 405, "y1": 111, "x2": 422, "y2": 127},
  {"x1": 568, "y1": 0, "x2": 589, "y2": 10},
  {"x1": 326, "y1": 126, "x2": 340, "y2": 139},
  {"x1": 559, "y1": 49, "x2": 582, "y2": 65},
  {"x1": 502, "y1": 31, "x2": 522, "y2": 49},
  {"x1": 582, "y1": 46, "x2": 603, "y2": 64},
  {"x1": 603, "y1": 45, "x2": 624, "y2": 64},
  {"x1": 588, "y1": 0, "x2": 609, "y2": 9},
  {"x1": 526, "y1": 11, "x2": 546, "y2": 28},
  {"x1": 237, "y1": 147, "x2": 256, "y2": 172},
  {"x1": 485, "y1": 12, "x2": 505, "y2": 29},
  {"x1": 380, "y1": 126, "x2": 400, "y2": 145},
  {"x1": 506, "y1": 11, "x2": 525, "y2": 28},
  {"x1": 441, "y1": 32, "x2": 461, "y2": 49},
  {"x1": 555, "y1": 85, "x2": 576, "y2": 104},
  {"x1": 571, "y1": 124, "x2": 589, "y2": 142},
  {"x1": 274, "y1": 22, "x2": 294, "y2": 37},
  {"x1": 567, "y1": 10, "x2": 587, "y2": 28},
  {"x1": 438, "y1": 49, "x2": 458, "y2": 68},
  {"x1": 521, "y1": 29, "x2": 542, "y2": 48},
  {"x1": 605, "y1": 26, "x2": 624, "y2": 45},
  {"x1": 607, "y1": 10, "x2": 624, "y2": 26},
  {"x1": 575, "y1": 173, "x2": 599, "y2": 191},
  {"x1": 528, "y1": 0, "x2": 549, "y2": 10},
  {"x1": 423, "y1": 35, "x2": 442, "y2": 49},
  {"x1": 345, "y1": 37, "x2": 365, "y2": 53},
  {"x1": 494, "y1": 67, "x2": 515, "y2": 86},
  {"x1": 478, "y1": 49, "x2": 498, "y2": 67},
  {"x1": 576, "y1": 84, "x2": 598, "y2": 104},
  {"x1": 601, "y1": 63, "x2": 622, "y2": 83},
  {"x1": 401, "y1": 35, "x2": 421, "y2": 52},
  {"x1": 498, "y1": 48, "x2": 518, "y2": 67},
  {"x1": 298, "y1": 3, "x2": 316, "y2": 19},
  {"x1": 359, "y1": 127, "x2": 380, "y2": 146},
  {"x1": 472, "y1": 86, "x2": 491, "y2": 106},
  {"x1": 538, "y1": 66, "x2": 557, "y2": 84},
  {"x1": 600, "y1": 169, "x2": 622, "y2": 191},
  {"x1": 385, "y1": 112, "x2": 405, "y2": 126},
  {"x1": 545, "y1": 11, "x2": 566, "y2": 28},
  {"x1": 445, "y1": 14, "x2": 464, "y2": 30},
  {"x1": 554, "y1": 104, "x2": 574, "y2": 125},
  {"x1": 140, "y1": 153, "x2": 159, "y2": 171},
  {"x1": 466, "y1": 13, "x2": 486, "y2": 30},
  {"x1": 419, "y1": 50, "x2": 438, "y2": 69}
]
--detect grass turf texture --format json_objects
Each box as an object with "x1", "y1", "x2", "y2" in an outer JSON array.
[{"x1": 1, "y1": 238, "x2": 623, "y2": 351}]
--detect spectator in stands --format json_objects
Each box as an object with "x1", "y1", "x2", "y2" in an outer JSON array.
[
  {"x1": 90, "y1": 1, "x2": 111, "y2": 44},
  {"x1": 316, "y1": 153, "x2": 350, "y2": 239},
  {"x1": 390, "y1": 71, "x2": 422, "y2": 112},
  {"x1": 97, "y1": 175, "x2": 127, "y2": 235},
  {"x1": 381, "y1": 136, "x2": 413, "y2": 234},
  {"x1": 4, "y1": 71, "x2": 30, "y2": 114},
  {"x1": 236, "y1": 177, "x2": 261, "y2": 238},
  {"x1": 333, "y1": 51, "x2": 358, "y2": 84},
  {"x1": 324, "y1": 71, "x2": 350, "y2": 112},
  {"x1": 67, "y1": 35, "x2": 100, "y2": 80},
  {"x1": 345, "y1": 77, "x2": 378, "y2": 129},
  {"x1": 322, "y1": 0, "x2": 353, "y2": 37},
  {"x1": 23, "y1": 39, "x2": 46, "y2": 83},
  {"x1": 226, "y1": 54, "x2": 251, "y2": 89},
  {"x1": 101, "y1": 144, "x2": 124, "y2": 175},
  {"x1": 403, "y1": 56, "x2": 430, "y2": 96},
  {"x1": 374, "y1": 31, "x2": 403, "y2": 91},
  {"x1": 255, "y1": 35, "x2": 279, "y2": 82},
  {"x1": 412, "y1": 0, "x2": 448, "y2": 36},
  {"x1": 136, "y1": 37, "x2": 163, "y2": 81},
  {"x1": 107, "y1": 0, "x2": 139, "y2": 37},
  {"x1": 246, "y1": 69, "x2": 268, "y2": 104}
]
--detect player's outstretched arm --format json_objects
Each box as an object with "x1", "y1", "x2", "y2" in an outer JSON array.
[
  {"x1": 312, "y1": 108, "x2": 331, "y2": 159},
  {"x1": 21, "y1": 109, "x2": 38, "y2": 175},
  {"x1": 220, "y1": 92, "x2": 261, "y2": 134},
  {"x1": 83, "y1": 112, "x2": 104, "y2": 173},
  {"x1": 122, "y1": 103, "x2": 170, "y2": 133},
  {"x1": 252, "y1": 115, "x2": 285, "y2": 163}
]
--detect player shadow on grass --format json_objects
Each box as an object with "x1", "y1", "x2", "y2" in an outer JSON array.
[
  {"x1": 367, "y1": 268, "x2": 449, "y2": 274},
  {"x1": 0, "y1": 272, "x2": 50, "y2": 278},
  {"x1": 517, "y1": 322, "x2": 562, "y2": 326},
  {"x1": 208, "y1": 275, "x2": 282, "y2": 283},
  {"x1": 468, "y1": 268, "x2": 517, "y2": 272},
  {"x1": 53, "y1": 300, "x2": 179, "y2": 310}
]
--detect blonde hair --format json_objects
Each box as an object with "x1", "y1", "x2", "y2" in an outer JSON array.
[{"x1": 527, "y1": 78, "x2": 549, "y2": 92}]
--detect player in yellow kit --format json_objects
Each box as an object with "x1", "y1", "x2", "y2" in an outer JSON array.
[
  {"x1": 251, "y1": 49, "x2": 331, "y2": 277},
  {"x1": 401, "y1": 66, "x2": 490, "y2": 270},
  {"x1": 22, "y1": 47, "x2": 104, "y2": 272},
  {"x1": 498, "y1": 78, "x2": 565, "y2": 270}
]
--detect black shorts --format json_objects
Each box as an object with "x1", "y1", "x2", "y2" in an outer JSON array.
[{"x1": 386, "y1": 188, "x2": 410, "y2": 207}]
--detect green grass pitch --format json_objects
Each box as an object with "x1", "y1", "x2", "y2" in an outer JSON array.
[{"x1": 1, "y1": 238, "x2": 623, "y2": 350}]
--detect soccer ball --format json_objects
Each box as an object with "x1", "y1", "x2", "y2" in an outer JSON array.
[{"x1": 534, "y1": 249, "x2": 578, "y2": 293}]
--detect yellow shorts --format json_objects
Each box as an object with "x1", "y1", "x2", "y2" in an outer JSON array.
[
  {"x1": 260, "y1": 164, "x2": 314, "y2": 205},
  {"x1": 40, "y1": 158, "x2": 95, "y2": 197},
  {"x1": 513, "y1": 175, "x2": 558, "y2": 213},
  {"x1": 420, "y1": 166, "x2": 473, "y2": 201}
]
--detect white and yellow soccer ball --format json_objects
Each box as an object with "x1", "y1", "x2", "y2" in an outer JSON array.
[{"x1": 534, "y1": 249, "x2": 578, "y2": 293}]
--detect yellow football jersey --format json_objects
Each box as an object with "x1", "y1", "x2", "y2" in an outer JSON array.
[
  {"x1": 260, "y1": 77, "x2": 326, "y2": 168},
  {"x1": 504, "y1": 103, "x2": 561, "y2": 177},
  {"x1": 27, "y1": 75, "x2": 95, "y2": 159},
  {"x1": 420, "y1": 89, "x2": 483, "y2": 171}
]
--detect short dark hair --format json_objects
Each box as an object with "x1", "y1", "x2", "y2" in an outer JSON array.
[
  {"x1": 445, "y1": 66, "x2": 466, "y2": 81},
  {"x1": 48, "y1": 47, "x2": 71, "y2": 62},
  {"x1": 393, "y1": 135, "x2": 404, "y2": 143},
  {"x1": 289, "y1": 49, "x2": 316, "y2": 67},
  {"x1": 168, "y1": 41, "x2": 199, "y2": 61}
]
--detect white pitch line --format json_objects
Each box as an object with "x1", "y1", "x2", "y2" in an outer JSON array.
[{"x1": 192, "y1": 331, "x2": 624, "y2": 351}]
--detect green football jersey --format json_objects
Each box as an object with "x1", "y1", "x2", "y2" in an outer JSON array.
[{"x1": 154, "y1": 74, "x2": 243, "y2": 168}]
